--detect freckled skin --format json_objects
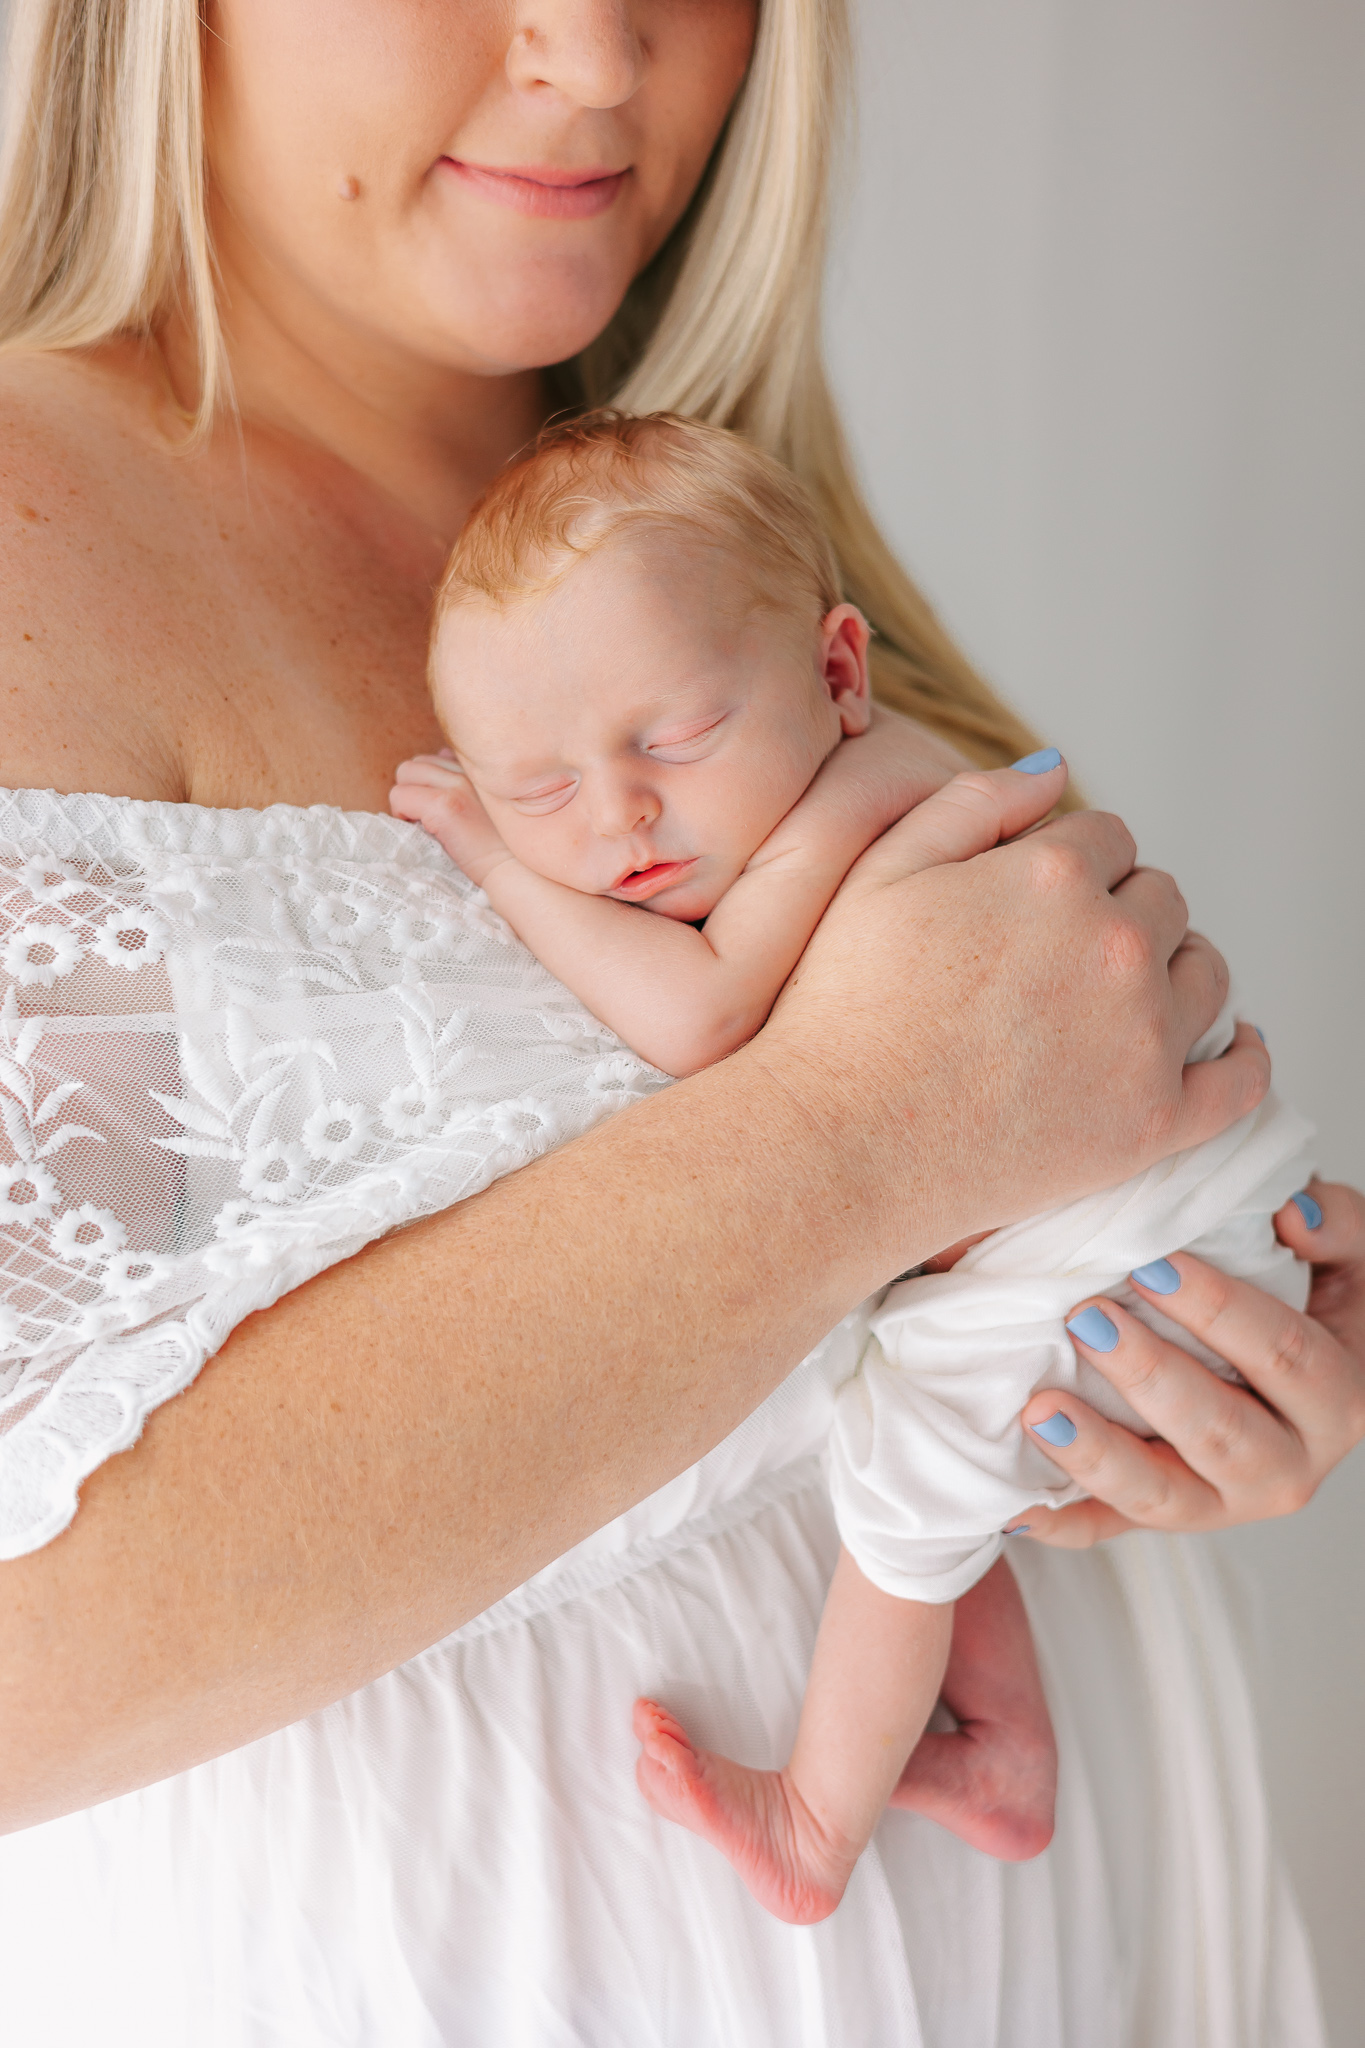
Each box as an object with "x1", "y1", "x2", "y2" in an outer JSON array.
[{"x1": 0, "y1": 0, "x2": 757, "y2": 810}]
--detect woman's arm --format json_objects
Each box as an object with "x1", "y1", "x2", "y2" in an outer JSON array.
[
  {"x1": 0, "y1": 770, "x2": 1265, "y2": 1831},
  {"x1": 1011, "y1": 1179, "x2": 1365, "y2": 1542}
]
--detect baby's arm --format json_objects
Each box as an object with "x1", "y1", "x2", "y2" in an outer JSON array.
[{"x1": 392, "y1": 712, "x2": 961, "y2": 1078}]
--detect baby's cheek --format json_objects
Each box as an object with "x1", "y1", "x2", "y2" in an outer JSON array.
[{"x1": 499, "y1": 814, "x2": 594, "y2": 890}]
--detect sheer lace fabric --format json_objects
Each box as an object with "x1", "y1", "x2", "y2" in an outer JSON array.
[{"x1": 0, "y1": 787, "x2": 666, "y2": 1559}]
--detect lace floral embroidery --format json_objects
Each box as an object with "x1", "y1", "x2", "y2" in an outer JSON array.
[{"x1": 0, "y1": 789, "x2": 667, "y2": 1559}]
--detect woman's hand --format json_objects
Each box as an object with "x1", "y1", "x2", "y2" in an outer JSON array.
[
  {"x1": 1012, "y1": 1180, "x2": 1365, "y2": 1542},
  {"x1": 763, "y1": 756, "x2": 1270, "y2": 1280}
]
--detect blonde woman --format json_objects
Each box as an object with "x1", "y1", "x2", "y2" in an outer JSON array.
[{"x1": 0, "y1": 3, "x2": 1359, "y2": 2042}]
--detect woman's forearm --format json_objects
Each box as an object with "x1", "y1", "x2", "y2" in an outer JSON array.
[{"x1": 0, "y1": 1052, "x2": 893, "y2": 1832}]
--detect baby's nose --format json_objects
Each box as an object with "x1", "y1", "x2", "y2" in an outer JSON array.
[{"x1": 592, "y1": 779, "x2": 662, "y2": 836}]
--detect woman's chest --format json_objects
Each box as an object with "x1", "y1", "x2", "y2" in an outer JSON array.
[
  {"x1": 4, "y1": 394, "x2": 450, "y2": 813},
  {"x1": 170, "y1": 510, "x2": 448, "y2": 813}
]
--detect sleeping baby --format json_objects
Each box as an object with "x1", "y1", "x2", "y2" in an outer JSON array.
[{"x1": 391, "y1": 411, "x2": 1315, "y2": 1924}]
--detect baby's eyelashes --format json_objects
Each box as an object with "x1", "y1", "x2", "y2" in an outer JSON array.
[
  {"x1": 508, "y1": 779, "x2": 579, "y2": 815},
  {"x1": 645, "y1": 714, "x2": 728, "y2": 761}
]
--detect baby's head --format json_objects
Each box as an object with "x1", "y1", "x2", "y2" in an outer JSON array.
[{"x1": 429, "y1": 412, "x2": 871, "y2": 923}]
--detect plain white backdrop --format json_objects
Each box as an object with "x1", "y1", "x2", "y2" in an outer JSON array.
[
  {"x1": 0, "y1": 0, "x2": 1356, "y2": 2033},
  {"x1": 826, "y1": 1, "x2": 1364, "y2": 2037}
]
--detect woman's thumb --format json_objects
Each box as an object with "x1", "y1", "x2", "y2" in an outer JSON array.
[{"x1": 848, "y1": 755, "x2": 1068, "y2": 889}]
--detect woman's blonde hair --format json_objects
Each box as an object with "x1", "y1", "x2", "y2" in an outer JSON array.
[{"x1": 0, "y1": 0, "x2": 1047, "y2": 768}]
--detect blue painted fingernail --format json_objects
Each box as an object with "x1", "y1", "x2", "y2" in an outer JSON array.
[
  {"x1": 1006, "y1": 1524, "x2": 1032, "y2": 1535},
  {"x1": 1032, "y1": 1413, "x2": 1078, "y2": 1447},
  {"x1": 1253, "y1": 1026, "x2": 1266, "y2": 1045},
  {"x1": 1131, "y1": 1257, "x2": 1180, "y2": 1295},
  {"x1": 1066, "y1": 1305, "x2": 1119, "y2": 1352},
  {"x1": 1011, "y1": 746, "x2": 1063, "y2": 775},
  {"x1": 1291, "y1": 1190, "x2": 1323, "y2": 1230}
]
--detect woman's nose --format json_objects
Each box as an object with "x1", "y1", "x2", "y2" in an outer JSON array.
[{"x1": 506, "y1": 1, "x2": 648, "y2": 110}]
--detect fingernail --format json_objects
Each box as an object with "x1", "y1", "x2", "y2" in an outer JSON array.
[
  {"x1": 1130, "y1": 1257, "x2": 1180, "y2": 1296},
  {"x1": 1006, "y1": 1524, "x2": 1032, "y2": 1535},
  {"x1": 1032, "y1": 1413, "x2": 1079, "y2": 1447},
  {"x1": 1291, "y1": 1190, "x2": 1323, "y2": 1230},
  {"x1": 1066, "y1": 1305, "x2": 1119, "y2": 1352},
  {"x1": 1011, "y1": 746, "x2": 1063, "y2": 775},
  {"x1": 1253, "y1": 1026, "x2": 1266, "y2": 1045}
]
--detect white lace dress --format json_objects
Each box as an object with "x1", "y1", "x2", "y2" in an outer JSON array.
[{"x1": 0, "y1": 790, "x2": 1325, "y2": 2047}]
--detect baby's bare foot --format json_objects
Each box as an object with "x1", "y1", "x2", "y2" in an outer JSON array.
[
  {"x1": 889, "y1": 1715, "x2": 1056, "y2": 1861},
  {"x1": 633, "y1": 1699, "x2": 859, "y2": 1924}
]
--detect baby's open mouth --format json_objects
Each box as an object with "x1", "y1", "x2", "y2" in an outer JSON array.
[{"x1": 612, "y1": 860, "x2": 697, "y2": 901}]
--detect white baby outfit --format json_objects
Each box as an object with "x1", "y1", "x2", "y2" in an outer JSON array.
[{"x1": 829, "y1": 1008, "x2": 1317, "y2": 1603}]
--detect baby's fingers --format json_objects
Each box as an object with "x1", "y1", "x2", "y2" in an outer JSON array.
[
  {"x1": 389, "y1": 781, "x2": 449, "y2": 827},
  {"x1": 392, "y1": 751, "x2": 464, "y2": 788}
]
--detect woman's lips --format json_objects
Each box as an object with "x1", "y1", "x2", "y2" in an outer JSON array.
[
  {"x1": 440, "y1": 161, "x2": 628, "y2": 220},
  {"x1": 611, "y1": 860, "x2": 697, "y2": 902}
]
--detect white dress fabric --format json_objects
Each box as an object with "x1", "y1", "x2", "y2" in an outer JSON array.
[
  {"x1": 831, "y1": 1022, "x2": 1316, "y2": 1601},
  {"x1": 0, "y1": 790, "x2": 1326, "y2": 2046}
]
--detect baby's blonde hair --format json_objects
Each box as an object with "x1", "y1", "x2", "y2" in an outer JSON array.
[{"x1": 435, "y1": 411, "x2": 841, "y2": 656}]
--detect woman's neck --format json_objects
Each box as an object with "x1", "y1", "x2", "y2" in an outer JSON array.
[{"x1": 166, "y1": 229, "x2": 549, "y2": 548}]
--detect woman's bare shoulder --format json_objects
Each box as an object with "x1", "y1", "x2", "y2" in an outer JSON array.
[{"x1": 0, "y1": 345, "x2": 195, "y2": 802}]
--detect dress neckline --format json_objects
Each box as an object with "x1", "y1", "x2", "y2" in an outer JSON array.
[{"x1": 0, "y1": 783, "x2": 454, "y2": 871}]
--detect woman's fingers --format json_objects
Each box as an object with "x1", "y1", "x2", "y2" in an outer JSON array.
[
  {"x1": 1055, "y1": 1288, "x2": 1303, "y2": 1493},
  {"x1": 1275, "y1": 1181, "x2": 1365, "y2": 1351},
  {"x1": 1019, "y1": 806, "x2": 1139, "y2": 895},
  {"x1": 1274, "y1": 1177, "x2": 1365, "y2": 1268},
  {"x1": 1166, "y1": 1021, "x2": 1270, "y2": 1150},
  {"x1": 1017, "y1": 1371, "x2": 1229, "y2": 1528},
  {"x1": 1107, "y1": 863, "x2": 1190, "y2": 966},
  {"x1": 845, "y1": 758, "x2": 1069, "y2": 889},
  {"x1": 1164, "y1": 929, "x2": 1232, "y2": 1039},
  {"x1": 1014, "y1": 1182, "x2": 1365, "y2": 1542},
  {"x1": 1126, "y1": 1247, "x2": 1365, "y2": 1467},
  {"x1": 1006, "y1": 1499, "x2": 1136, "y2": 1549}
]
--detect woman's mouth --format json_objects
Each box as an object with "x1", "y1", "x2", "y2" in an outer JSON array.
[
  {"x1": 611, "y1": 860, "x2": 697, "y2": 902},
  {"x1": 439, "y1": 161, "x2": 628, "y2": 220}
]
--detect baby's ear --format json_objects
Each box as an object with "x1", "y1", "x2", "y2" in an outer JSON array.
[{"x1": 820, "y1": 604, "x2": 872, "y2": 734}]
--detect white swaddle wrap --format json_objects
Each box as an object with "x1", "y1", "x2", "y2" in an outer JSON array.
[{"x1": 829, "y1": 1009, "x2": 1316, "y2": 1602}]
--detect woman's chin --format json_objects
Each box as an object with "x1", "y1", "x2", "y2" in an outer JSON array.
[{"x1": 411, "y1": 241, "x2": 643, "y2": 377}]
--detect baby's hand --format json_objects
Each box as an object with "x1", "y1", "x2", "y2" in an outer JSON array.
[{"x1": 390, "y1": 754, "x2": 513, "y2": 888}]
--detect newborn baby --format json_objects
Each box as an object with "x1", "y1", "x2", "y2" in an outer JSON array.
[{"x1": 392, "y1": 411, "x2": 1315, "y2": 1925}]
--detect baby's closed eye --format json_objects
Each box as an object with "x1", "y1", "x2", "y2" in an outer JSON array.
[
  {"x1": 508, "y1": 779, "x2": 579, "y2": 815},
  {"x1": 645, "y1": 713, "x2": 729, "y2": 761}
]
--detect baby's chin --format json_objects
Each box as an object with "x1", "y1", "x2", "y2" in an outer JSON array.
[
  {"x1": 648, "y1": 898, "x2": 718, "y2": 925},
  {"x1": 642, "y1": 877, "x2": 729, "y2": 924}
]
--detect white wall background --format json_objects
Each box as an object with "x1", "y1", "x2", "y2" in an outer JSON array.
[{"x1": 826, "y1": 2, "x2": 1365, "y2": 2037}]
